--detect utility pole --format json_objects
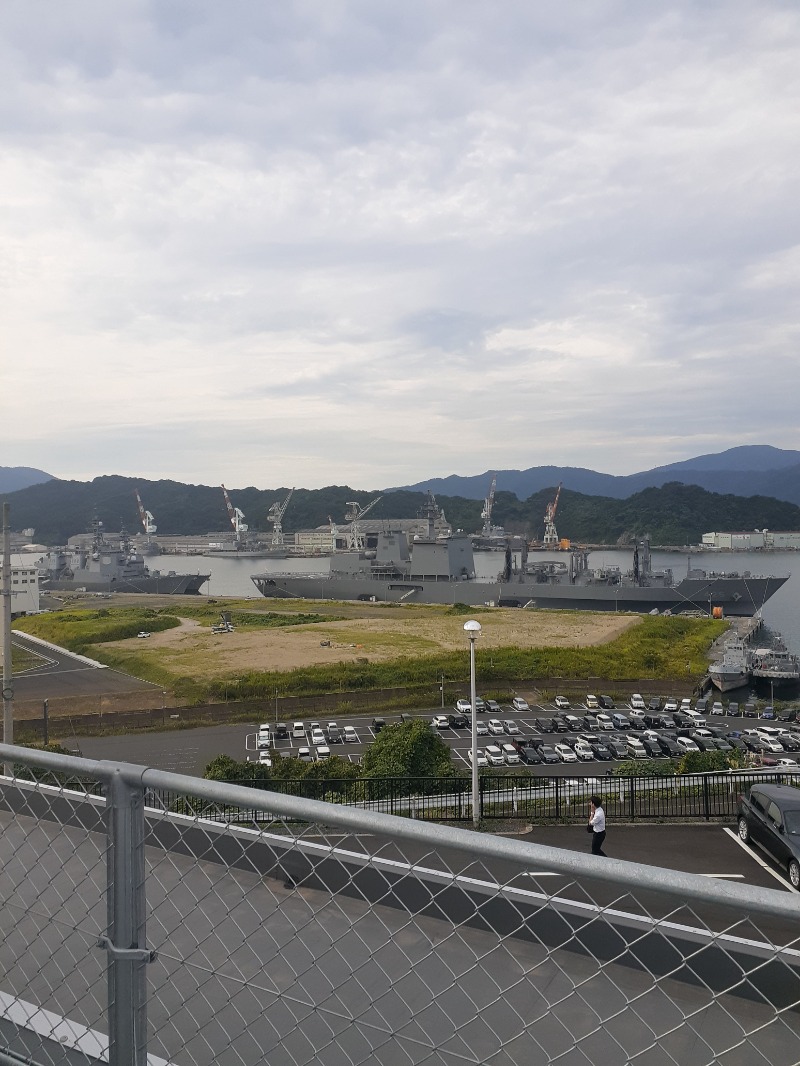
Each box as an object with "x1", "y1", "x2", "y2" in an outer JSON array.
[{"x1": 2, "y1": 502, "x2": 15, "y2": 775}]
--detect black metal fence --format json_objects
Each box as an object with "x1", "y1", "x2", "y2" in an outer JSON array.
[{"x1": 146, "y1": 768, "x2": 800, "y2": 826}]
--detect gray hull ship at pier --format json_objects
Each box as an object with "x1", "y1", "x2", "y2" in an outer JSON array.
[
  {"x1": 252, "y1": 526, "x2": 787, "y2": 616},
  {"x1": 36, "y1": 520, "x2": 210, "y2": 595}
]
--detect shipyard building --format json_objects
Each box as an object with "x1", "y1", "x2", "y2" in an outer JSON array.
[{"x1": 702, "y1": 529, "x2": 800, "y2": 550}]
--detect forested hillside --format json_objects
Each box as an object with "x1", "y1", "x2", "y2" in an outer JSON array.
[{"x1": 6, "y1": 476, "x2": 800, "y2": 547}]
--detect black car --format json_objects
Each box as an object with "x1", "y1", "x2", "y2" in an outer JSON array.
[
  {"x1": 727, "y1": 736, "x2": 747, "y2": 752},
  {"x1": 656, "y1": 736, "x2": 682, "y2": 757},
  {"x1": 372, "y1": 717, "x2": 387, "y2": 733},
  {"x1": 737, "y1": 784, "x2": 800, "y2": 888},
  {"x1": 647, "y1": 696, "x2": 662, "y2": 711},
  {"x1": 607, "y1": 739, "x2": 629, "y2": 759},
  {"x1": 589, "y1": 742, "x2": 613, "y2": 760},
  {"x1": 689, "y1": 733, "x2": 716, "y2": 752},
  {"x1": 778, "y1": 707, "x2": 799, "y2": 723},
  {"x1": 550, "y1": 717, "x2": 569, "y2": 733},
  {"x1": 598, "y1": 695, "x2": 615, "y2": 710},
  {"x1": 273, "y1": 722, "x2": 289, "y2": 739},
  {"x1": 695, "y1": 698, "x2": 708, "y2": 714},
  {"x1": 536, "y1": 717, "x2": 555, "y2": 732},
  {"x1": 780, "y1": 735, "x2": 800, "y2": 752},
  {"x1": 641, "y1": 738, "x2": 664, "y2": 758},
  {"x1": 518, "y1": 746, "x2": 542, "y2": 765},
  {"x1": 537, "y1": 745, "x2": 561, "y2": 764},
  {"x1": 728, "y1": 702, "x2": 740, "y2": 717},
  {"x1": 713, "y1": 738, "x2": 733, "y2": 752},
  {"x1": 448, "y1": 714, "x2": 469, "y2": 729}
]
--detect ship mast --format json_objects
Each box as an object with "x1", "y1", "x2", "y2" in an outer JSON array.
[{"x1": 481, "y1": 474, "x2": 497, "y2": 538}]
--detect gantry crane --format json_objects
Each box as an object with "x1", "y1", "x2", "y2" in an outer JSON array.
[
  {"x1": 542, "y1": 484, "x2": 562, "y2": 548},
  {"x1": 266, "y1": 488, "x2": 294, "y2": 548},
  {"x1": 134, "y1": 489, "x2": 157, "y2": 535},
  {"x1": 221, "y1": 484, "x2": 248, "y2": 546},
  {"x1": 344, "y1": 496, "x2": 382, "y2": 551},
  {"x1": 481, "y1": 474, "x2": 497, "y2": 538}
]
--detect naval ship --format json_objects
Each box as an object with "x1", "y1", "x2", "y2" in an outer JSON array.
[
  {"x1": 35, "y1": 519, "x2": 210, "y2": 595},
  {"x1": 251, "y1": 505, "x2": 787, "y2": 615}
]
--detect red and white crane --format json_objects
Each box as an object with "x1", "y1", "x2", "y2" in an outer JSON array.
[
  {"x1": 134, "y1": 489, "x2": 157, "y2": 535},
  {"x1": 542, "y1": 484, "x2": 562, "y2": 548},
  {"x1": 221, "y1": 484, "x2": 248, "y2": 546}
]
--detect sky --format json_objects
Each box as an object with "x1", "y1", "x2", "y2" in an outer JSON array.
[{"x1": 3, "y1": 1, "x2": 800, "y2": 490}]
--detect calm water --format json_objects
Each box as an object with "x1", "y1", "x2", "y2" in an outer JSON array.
[{"x1": 190, "y1": 547, "x2": 799, "y2": 652}]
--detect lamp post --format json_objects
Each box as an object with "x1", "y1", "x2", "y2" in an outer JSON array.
[{"x1": 464, "y1": 620, "x2": 482, "y2": 828}]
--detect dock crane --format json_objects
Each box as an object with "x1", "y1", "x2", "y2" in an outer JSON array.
[
  {"x1": 542, "y1": 484, "x2": 562, "y2": 549},
  {"x1": 221, "y1": 484, "x2": 248, "y2": 547},
  {"x1": 266, "y1": 488, "x2": 294, "y2": 548},
  {"x1": 344, "y1": 496, "x2": 382, "y2": 551},
  {"x1": 134, "y1": 489, "x2": 157, "y2": 536},
  {"x1": 481, "y1": 474, "x2": 497, "y2": 538}
]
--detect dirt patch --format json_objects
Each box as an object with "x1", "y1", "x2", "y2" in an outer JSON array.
[{"x1": 112, "y1": 609, "x2": 639, "y2": 681}]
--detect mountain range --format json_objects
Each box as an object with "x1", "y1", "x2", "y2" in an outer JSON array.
[{"x1": 391, "y1": 445, "x2": 800, "y2": 505}]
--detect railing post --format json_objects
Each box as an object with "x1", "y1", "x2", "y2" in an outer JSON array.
[
  {"x1": 703, "y1": 774, "x2": 711, "y2": 821},
  {"x1": 628, "y1": 777, "x2": 636, "y2": 821},
  {"x1": 103, "y1": 770, "x2": 151, "y2": 1066}
]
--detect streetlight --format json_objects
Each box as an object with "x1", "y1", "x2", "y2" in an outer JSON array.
[{"x1": 464, "y1": 620, "x2": 482, "y2": 828}]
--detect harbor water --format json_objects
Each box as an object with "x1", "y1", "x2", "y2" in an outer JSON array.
[{"x1": 197, "y1": 547, "x2": 799, "y2": 653}]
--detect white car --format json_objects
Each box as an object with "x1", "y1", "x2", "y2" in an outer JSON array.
[
  {"x1": 595, "y1": 714, "x2": 614, "y2": 731},
  {"x1": 555, "y1": 743, "x2": 578, "y2": 763},
  {"x1": 484, "y1": 745, "x2": 505, "y2": 766},
  {"x1": 136, "y1": 631, "x2": 151, "y2": 638},
  {"x1": 310, "y1": 728, "x2": 326, "y2": 746},
  {"x1": 256, "y1": 731, "x2": 271, "y2": 750},
  {"x1": 586, "y1": 694, "x2": 599, "y2": 709},
  {"x1": 573, "y1": 742, "x2": 595, "y2": 761},
  {"x1": 710, "y1": 702, "x2": 725, "y2": 715},
  {"x1": 475, "y1": 721, "x2": 489, "y2": 736},
  {"x1": 663, "y1": 698, "x2": 679, "y2": 712},
  {"x1": 630, "y1": 693, "x2": 646, "y2": 710},
  {"x1": 455, "y1": 699, "x2": 472, "y2": 714},
  {"x1": 682, "y1": 709, "x2": 706, "y2": 726},
  {"x1": 626, "y1": 738, "x2": 647, "y2": 758},
  {"x1": 641, "y1": 730, "x2": 660, "y2": 742},
  {"x1": 317, "y1": 745, "x2": 331, "y2": 759},
  {"x1": 487, "y1": 719, "x2": 504, "y2": 735},
  {"x1": 676, "y1": 736, "x2": 699, "y2": 752},
  {"x1": 432, "y1": 715, "x2": 449, "y2": 729},
  {"x1": 468, "y1": 748, "x2": 488, "y2": 767},
  {"x1": 297, "y1": 746, "x2": 313, "y2": 762},
  {"x1": 554, "y1": 696, "x2": 570, "y2": 710},
  {"x1": 343, "y1": 725, "x2": 359, "y2": 742},
  {"x1": 501, "y1": 743, "x2": 520, "y2": 765},
  {"x1": 258, "y1": 751, "x2": 272, "y2": 766},
  {"x1": 511, "y1": 697, "x2": 530, "y2": 712},
  {"x1": 628, "y1": 709, "x2": 646, "y2": 722},
  {"x1": 292, "y1": 721, "x2": 306, "y2": 739}
]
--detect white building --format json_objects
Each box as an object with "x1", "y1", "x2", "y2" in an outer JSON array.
[
  {"x1": 7, "y1": 556, "x2": 41, "y2": 616},
  {"x1": 701, "y1": 529, "x2": 800, "y2": 551}
]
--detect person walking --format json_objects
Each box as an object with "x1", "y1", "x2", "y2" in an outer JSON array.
[{"x1": 588, "y1": 795, "x2": 607, "y2": 856}]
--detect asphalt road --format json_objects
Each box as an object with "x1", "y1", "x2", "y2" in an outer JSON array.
[{"x1": 10, "y1": 632, "x2": 158, "y2": 700}]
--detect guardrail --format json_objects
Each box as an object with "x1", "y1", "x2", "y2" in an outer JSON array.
[{"x1": 1, "y1": 744, "x2": 799, "y2": 1066}]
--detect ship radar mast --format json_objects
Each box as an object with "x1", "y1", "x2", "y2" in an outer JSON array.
[
  {"x1": 345, "y1": 496, "x2": 382, "y2": 551},
  {"x1": 481, "y1": 474, "x2": 497, "y2": 538},
  {"x1": 417, "y1": 490, "x2": 442, "y2": 540},
  {"x1": 542, "y1": 484, "x2": 562, "y2": 548},
  {"x1": 267, "y1": 488, "x2": 294, "y2": 548},
  {"x1": 221, "y1": 484, "x2": 248, "y2": 547}
]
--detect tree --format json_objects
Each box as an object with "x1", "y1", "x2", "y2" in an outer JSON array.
[
  {"x1": 360, "y1": 720, "x2": 453, "y2": 780},
  {"x1": 678, "y1": 750, "x2": 733, "y2": 774},
  {"x1": 612, "y1": 759, "x2": 676, "y2": 778}
]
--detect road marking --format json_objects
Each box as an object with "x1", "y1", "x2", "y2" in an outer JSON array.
[
  {"x1": 722, "y1": 826, "x2": 800, "y2": 893},
  {"x1": 698, "y1": 873, "x2": 745, "y2": 879}
]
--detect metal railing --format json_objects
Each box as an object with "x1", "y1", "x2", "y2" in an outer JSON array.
[
  {"x1": 156, "y1": 767, "x2": 800, "y2": 824},
  {"x1": 1, "y1": 743, "x2": 799, "y2": 1066}
]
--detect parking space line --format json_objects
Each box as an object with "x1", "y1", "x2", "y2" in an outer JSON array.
[
  {"x1": 722, "y1": 826, "x2": 800, "y2": 893},
  {"x1": 698, "y1": 873, "x2": 745, "y2": 879}
]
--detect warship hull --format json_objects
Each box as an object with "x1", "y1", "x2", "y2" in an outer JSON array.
[
  {"x1": 42, "y1": 572, "x2": 209, "y2": 595},
  {"x1": 251, "y1": 571, "x2": 786, "y2": 615}
]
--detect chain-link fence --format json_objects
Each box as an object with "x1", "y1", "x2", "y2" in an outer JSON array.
[{"x1": 1, "y1": 743, "x2": 799, "y2": 1066}]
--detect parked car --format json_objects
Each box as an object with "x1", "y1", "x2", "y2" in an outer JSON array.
[
  {"x1": 448, "y1": 714, "x2": 469, "y2": 729},
  {"x1": 473, "y1": 698, "x2": 487, "y2": 713},
  {"x1": 607, "y1": 739, "x2": 629, "y2": 759},
  {"x1": 258, "y1": 751, "x2": 272, "y2": 766},
  {"x1": 554, "y1": 696, "x2": 570, "y2": 710},
  {"x1": 562, "y1": 714, "x2": 583, "y2": 731},
  {"x1": 737, "y1": 783, "x2": 800, "y2": 887},
  {"x1": 594, "y1": 713, "x2": 614, "y2": 731},
  {"x1": 518, "y1": 746, "x2": 542, "y2": 765},
  {"x1": 695, "y1": 698, "x2": 708, "y2": 714},
  {"x1": 676, "y1": 736, "x2": 699, "y2": 753},
  {"x1": 630, "y1": 693, "x2": 646, "y2": 710},
  {"x1": 626, "y1": 737, "x2": 647, "y2": 759},
  {"x1": 310, "y1": 727, "x2": 326, "y2": 746},
  {"x1": 484, "y1": 745, "x2": 505, "y2": 766},
  {"x1": 487, "y1": 719, "x2": 504, "y2": 735},
  {"x1": 343, "y1": 725, "x2": 359, "y2": 742},
  {"x1": 710, "y1": 702, "x2": 725, "y2": 716},
  {"x1": 297, "y1": 746, "x2": 313, "y2": 762},
  {"x1": 468, "y1": 748, "x2": 488, "y2": 767},
  {"x1": 485, "y1": 699, "x2": 502, "y2": 715},
  {"x1": 292, "y1": 721, "x2": 306, "y2": 739},
  {"x1": 475, "y1": 720, "x2": 489, "y2": 736},
  {"x1": 641, "y1": 738, "x2": 663, "y2": 759},
  {"x1": 585, "y1": 694, "x2": 599, "y2": 709},
  {"x1": 727, "y1": 702, "x2": 740, "y2": 717},
  {"x1": 502, "y1": 720, "x2": 521, "y2": 735},
  {"x1": 536, "y1": 717, "x2": 555, "y2": 732},
  {"x1": 647, "y1": 696, "x2": 662, "y2": 711},
  {"x1": 501, "y1": 743, "x2": 521, "y2": 765},
  {"x1": 555, "y1": 743, "x2": 578, "y2": 763},
  {"x1": 598, "y1": 695, "x2": 615, "y2": 710},
  {"x1": 256, "y1": 727, "x2": 271, "y2": 750},
  {"x1": 589, "y1": 741, "x2": 613, "y2": 760},
  {"x1": 657, "y1": 736, "x2": 682, "y2": 757},
  {"x1": 432, "y1": 715, "x2": 449, "y2": 729},
  {"x1": 454, "y1": 699, "x2": 472, "y2": 714},
  {"x1": 573, "y1": 742, "x2": 595, "y2": 762},
  {"x1": 317, "y1": 745, "x2": 331, "y2": 759},
  {"x1": 761, "y1": 705, "x2": 775, "y2": 720},
  {"x1": 611, "y1": 713, "x2": 631, "y2": 730},
  {"x1": 372, "y1": 717, "x2": 387, "y2": 732},
  {"x1": 326, "y1": 722, "x2": 342, "y2": 743},
  {"x1": 273, "y1": 722, "x2": 289, "y2": 740},
  {"x1": 511, "y1": 697, "x2": 530, "y2": 712},
  {"x1": 663, "y1": 698, "x2": 679, "y2": 713},
  {"x1": 537, "y1": 745, "x2": 561, "y2": 764}
]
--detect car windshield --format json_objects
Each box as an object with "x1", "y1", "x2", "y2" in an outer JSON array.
[{"x1": 784, "y1": 810, "x2": 800, "y2": 835}]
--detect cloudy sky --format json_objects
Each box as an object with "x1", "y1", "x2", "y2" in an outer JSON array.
[{"x1": 3, "y1": 1, "x2": 799, "y2": 490}]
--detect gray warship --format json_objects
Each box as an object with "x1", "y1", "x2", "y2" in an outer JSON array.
[
  {"x1": 36, "y1": 519, "x2": 210, "y2": 595},
  {"x1": 252, "y1": 504, "x2": 787, "y2": 615}
]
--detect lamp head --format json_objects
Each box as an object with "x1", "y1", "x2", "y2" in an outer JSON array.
[{"x1": 463, "y1": 620, "x2": 482, "y2": 637}]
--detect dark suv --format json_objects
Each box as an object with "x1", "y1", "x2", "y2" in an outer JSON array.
[{"x1": 737, "y1": 784, "x2": 800, "y2": 888}]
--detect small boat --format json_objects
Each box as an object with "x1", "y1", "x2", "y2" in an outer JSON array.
[{"x1": 709, "y1": 637, "x2": 750, "y2": 692}]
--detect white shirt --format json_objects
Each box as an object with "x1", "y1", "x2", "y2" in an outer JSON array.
[{"x1": 590, "y1": 806, "x2": 606, "y2": 832}]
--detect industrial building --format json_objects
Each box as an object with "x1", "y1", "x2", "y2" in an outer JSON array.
[{"x1": 701, "y1": 529, "x2": 800, "y2": 550}]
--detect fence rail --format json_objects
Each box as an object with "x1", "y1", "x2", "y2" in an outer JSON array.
[{"x1": 1, "y1": 743, "x2": 799, "y2": 1066}]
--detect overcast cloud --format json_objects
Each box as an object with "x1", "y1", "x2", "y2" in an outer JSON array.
[{"x1": 2, "y1": 1, "x2": 799, "y2": 489}]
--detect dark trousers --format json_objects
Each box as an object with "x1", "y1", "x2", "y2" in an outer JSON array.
[{"x1": 591, "y1": 830, "x2": 607, "y2": 856}]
